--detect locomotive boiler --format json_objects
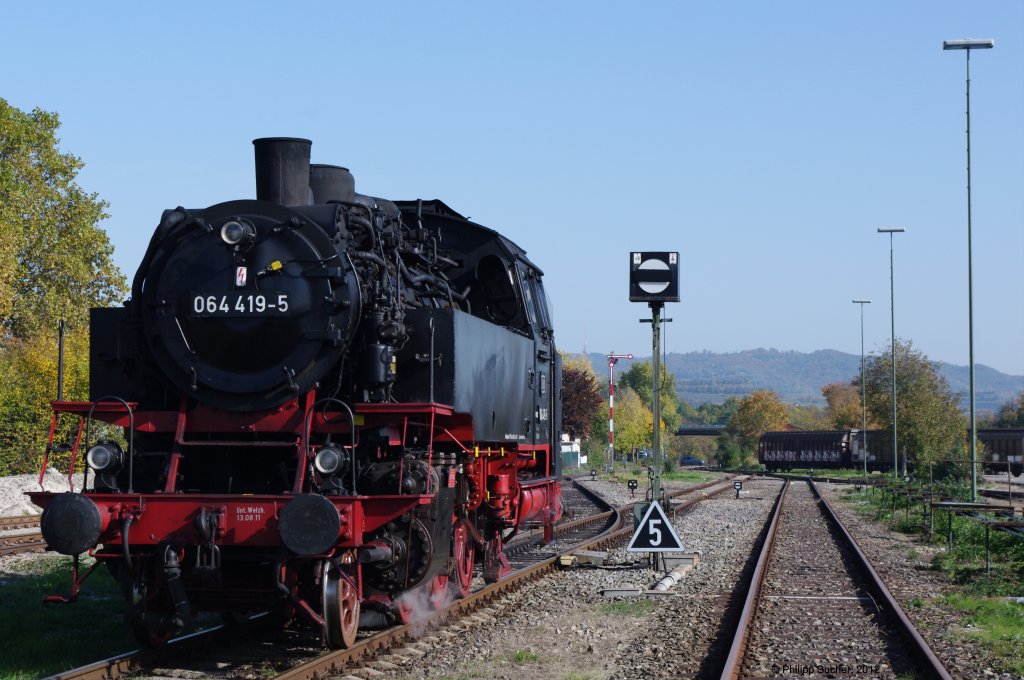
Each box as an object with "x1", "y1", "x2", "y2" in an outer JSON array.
[{"x1": 28, "y1": 138, "x2": 563, "y2": 647}]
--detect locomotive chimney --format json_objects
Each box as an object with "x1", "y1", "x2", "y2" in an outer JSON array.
[
  {"x1": 252, "y1": 137, "x2": 312, "y2": 206},
  {"x1": 310, "y1": 164, "x2": 356, "y2": 204}
]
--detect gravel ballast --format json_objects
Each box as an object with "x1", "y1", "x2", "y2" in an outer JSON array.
[
  {"x1": 820, "y1": 482, "x2": 1024, "y2": 680},
  {"x1": 378, "y1": 477, "x2": 781, "y2": 680}
]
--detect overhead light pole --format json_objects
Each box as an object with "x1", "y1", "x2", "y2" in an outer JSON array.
[
  {"x1": 877, "y1": 227, "x2": 905, "y2": 479},
  {"x1": 943, "y1": 37, "x2": 994, "y2": 502},
  {"x1": 853, "y1": 299, "x2": 871, "y2": 481}
]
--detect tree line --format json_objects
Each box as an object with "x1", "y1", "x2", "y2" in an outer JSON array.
[
  {"x1": 3, "y1": 97, "x2": 1022, "y2": 481},
  {"x1": 562, "y1": 340, "x2": 1024, "y2": 475}
]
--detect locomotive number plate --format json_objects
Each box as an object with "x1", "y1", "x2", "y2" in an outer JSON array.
[{"x1": 190, "y1": 293, "x2": 291, "y2": 316}]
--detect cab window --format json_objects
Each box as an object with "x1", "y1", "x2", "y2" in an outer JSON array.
[{"x1": 477, "y1": 255, "x2": 521, "y2": 325}]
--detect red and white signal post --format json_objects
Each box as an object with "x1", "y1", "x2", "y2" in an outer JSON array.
[{"x1": 606, "y1": 352, "x2": 632, "y2": 467}]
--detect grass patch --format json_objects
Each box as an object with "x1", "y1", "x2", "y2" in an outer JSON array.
[
  {"x1": 597, "y1": 599, "x2": 657, "y2": 617},
  {"x1": 842, "y1": 483, "x2": 1024, "y2": 591},
  {"x1": 941, "y1": 594, "x2": 1024, "y2": 675},
  {"x1": 772, "y1": 468, "x2": 885, "y2": 480},
  {"x1": 509, "y1": 649, "x2": 540, "y2": 664},
  {"x1": 434, "y1": 672, "x2": 488, "y2": 680},
  {"x1": 578, "y1": 469, "x2": 713, "y2": 486},
  {"x1": 425, "y1": 662, "x2": 491, "y2": 680},
  {"x1": 658, "y1": 470, "x2": 712, "y2": 483},
  {"x1": 836, "y1": 482, "x2": 1024, "y2": 673},
  {"x1": 0, "y1": 555, "x2": 135, "y2": 679}
]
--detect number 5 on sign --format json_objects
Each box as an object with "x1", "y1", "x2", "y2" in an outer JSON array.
[
  {"x1": 627, "y1": 501, "x2": 683, "y2": 552},
  {"x1": 648, "y1": 519, "x2": 662, "y2": 546}
]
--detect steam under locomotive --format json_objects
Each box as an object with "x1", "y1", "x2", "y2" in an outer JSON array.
[{"x1": 28, "y1": 138, "x2": 563, "y2": 647}]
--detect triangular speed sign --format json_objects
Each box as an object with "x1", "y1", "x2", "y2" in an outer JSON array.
[{"x1": 626, "y1": 500, "x2": 683, "y2": 552}]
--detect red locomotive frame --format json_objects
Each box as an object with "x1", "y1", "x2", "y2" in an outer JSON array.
[{"x1": 29, "y1": 394, "x2": 561, "y2": 646}]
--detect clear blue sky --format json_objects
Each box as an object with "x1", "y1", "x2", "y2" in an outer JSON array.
[{"x1": 5, "y1": 2, "x2": 1023, "y2": 376}]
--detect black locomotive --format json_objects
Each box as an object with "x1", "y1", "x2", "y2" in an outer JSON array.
[{"x1": 30, "y1": 138, "x2": 563, "y2": 647}]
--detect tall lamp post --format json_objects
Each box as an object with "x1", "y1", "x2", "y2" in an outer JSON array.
[
  {"x1": 943, "y1": 38, "x2": 994, "y2": 502},
  {"x1": 877, "y1": 227, "x2": 905, "y2": 479},
  {"x1": 853, "y1": 299, "x2": 872, "y2": 480}
]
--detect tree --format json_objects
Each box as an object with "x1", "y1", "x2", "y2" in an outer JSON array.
[
  {"x1": 560, "y1": 353, "x2": 604, "y2": 440},
  {"x1": 0, "y1": 330, "x2": 90, "y2": 474},
  {"x1": 0, "y1": 99, "x2": 127, "y2": 474},
  {"x1": 610, "y1": 386, "x2": 652, "y2": 460},
  {"x1": 787, "y1": 403, "x2": 830, "y2": 430},
  {"x1": 696, "y1": 398, "x2": 739, "y2": 425},
  {"x1": 862, "y1": 339, "x2": 964, "y2": 470},
  {"x1": 727, "y1": 389, "x2": 788, "y2": 448},
  {"x1": 715, "y1": 433, "x2": 747, "y2": 469},
  {"x1": 822, "y1": 382, "x2": 862, "y2": 429},
  {"x1": 990, "y1": 390, "x2": 1024, "y2": 428},
  {"x1": 621, "y1": 361, "x2": 682, "y2": 434},
  {"x1": 677, "y1": 435, "x2": 715, "y2": 461},
  {"x1": 0, "y1": 98, "x2": 126, "y2": 339}
]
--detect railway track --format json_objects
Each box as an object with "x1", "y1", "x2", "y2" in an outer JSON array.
[
  {"x1": 0, "y1": 514, "x2": 46, "y2": 556},
  {"x1": 979, "y1": 487, "x2": 1022, "y2": 504},
  {"x1": 720, "y1": 479, "x2": 951, "y2": 679},
  {"x1": 42, "y1": 476, "x2": 741, "y2": 680},
  {"x1": 0, "y1": 514, "x2": 41, "y2": 531},
  {"x1": 0, "y1": 531, "x2": 47, "y2": 556}
]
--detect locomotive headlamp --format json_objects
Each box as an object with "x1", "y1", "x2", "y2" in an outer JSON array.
[
  {"x1": 220, "y1": 219, "x2": 256, "y2": 247},
  {"x1": 314, "y1": 446, "x2": 347, "y2": 475},
  {"x1": 86, "y1": 440, "x2": 124, "y2": 473}
]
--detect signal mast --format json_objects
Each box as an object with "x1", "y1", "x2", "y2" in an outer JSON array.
[{"x1": 606, "y1": 352, "x2": 633, "y2": 467}]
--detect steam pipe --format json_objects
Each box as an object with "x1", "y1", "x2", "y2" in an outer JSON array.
[
  {"x1": 429, "y1": 317, "x2": 435, "y2": 404},
  {"x1": 349, "y1": 250, "x2": 387, "y2": 268},
  {"x1": 121, "y1": 517, "x2": 134, "y2": 570}
]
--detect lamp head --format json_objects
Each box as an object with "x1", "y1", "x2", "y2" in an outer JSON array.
[{"x1": 943, "y1": 39, "x2": 994, "y2": 50}]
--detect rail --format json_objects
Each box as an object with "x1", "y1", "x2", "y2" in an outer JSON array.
[
  {"x1": 43, "y1": 475, "x2": 742, "y2": 680},
  {"x1": 719, "y1": 479, "x2": 952, "y2": 680}
]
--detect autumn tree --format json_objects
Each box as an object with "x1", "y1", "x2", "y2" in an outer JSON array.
[
  {"x1": 787, "y1": 403, "x2": 830, "y2": 430},
  {"x1": 0, "y1": 99, "x2": 127, "y2": 473},
  {"x1": 0, "y1": 332, "x2": 92, "y2": 474},
  {"x1": 726, "y1": 389, "x2": 788, "y2": 449},
  {"x1": 621, "y1": 360, "x2": 682, "y2": 435},
  {"x1": 822, "y1": 382, "x2": 862, "y2": 429},
  {"x1": 560, "y1": 353, "x2": 604, "y2": 440},
  {"x1": 862, "y1": 339, "x2": 964, "y2": 471},
  {"x1": 610, "y1": 385, "x2": 652, "y2": 461},
  {"x1": 1, "y1": 99, "x2": 126, "y2": 339}
]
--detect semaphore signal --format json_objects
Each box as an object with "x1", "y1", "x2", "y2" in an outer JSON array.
[{"x1": 606, "y1": 352, "x2": 633, "y2": 466}]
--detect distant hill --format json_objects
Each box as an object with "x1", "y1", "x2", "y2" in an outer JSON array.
[{"x1": 581, "y1": 348, "x2": 1024, "y2": 413}]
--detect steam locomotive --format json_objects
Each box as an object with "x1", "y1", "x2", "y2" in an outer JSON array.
[{"x1": 28, "y1": 138, "x2": 563, "y2": 648}]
